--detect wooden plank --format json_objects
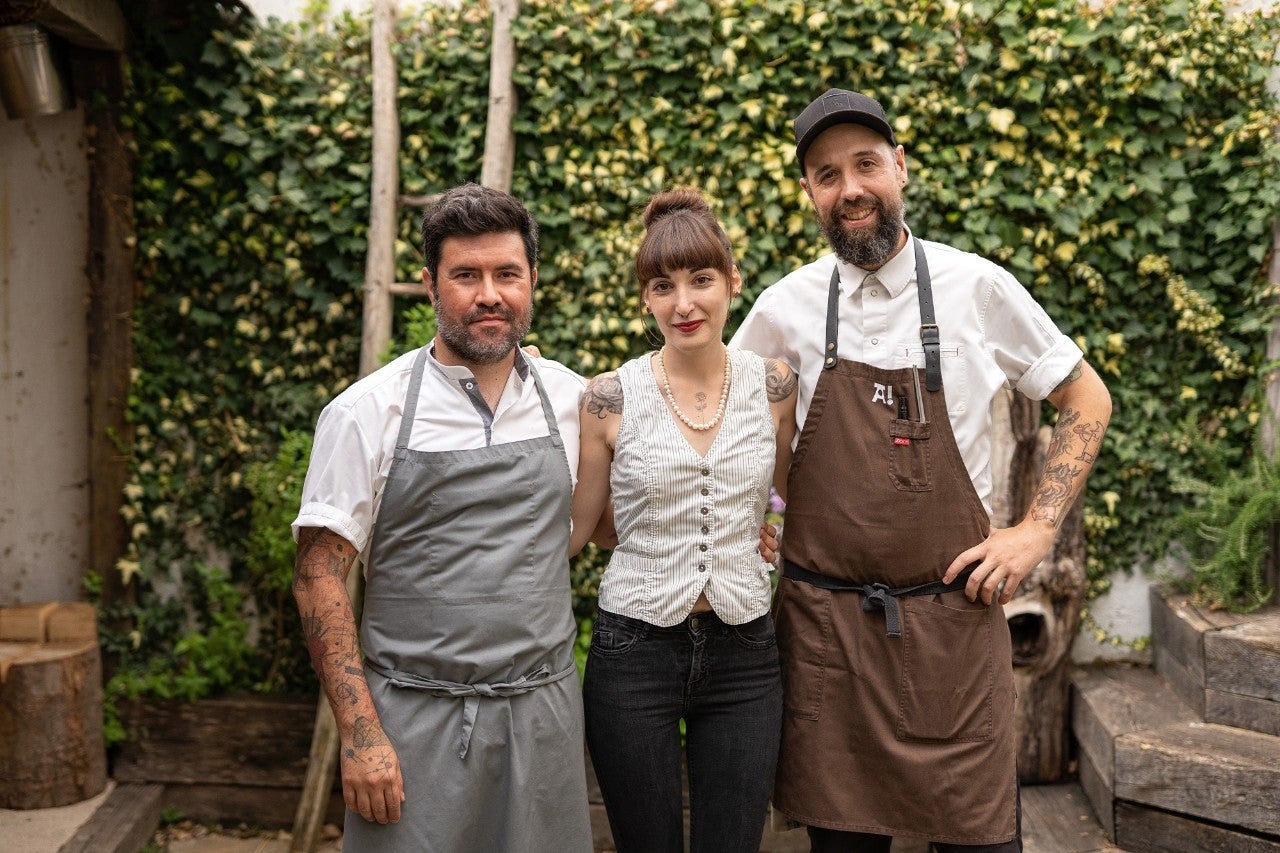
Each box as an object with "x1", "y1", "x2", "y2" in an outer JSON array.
[
  {"x1": 160, "y1": 784, "x2": 344, "y2": 831},
  {"x1": 1115, "y1": 800, "x2": 1280, "y2": 853},
  {"x1": 1205, "y1": 612, "x2": 1280, "y2": 702},
  {"x1": 1153, "y1": 644, "x2": 1204, "y2": 718},
  {"x1": 1149, "y1": 587, "x2": 1206, "y2": 691},
  {"x1": 1020, "y1": 781, "x2": 1111, "y2": 853},
  {"x1": 1070, "y1": 665, "x2": 1196, "y2": 774},
  {"x1": 0, "y1": 602, "x2": 58, "y2": 641},
  {"x1": 1075, "y1": 748, "x2": 1115, "y2": 841},
  {"x1": 1114, "y1": 721, "x2": 1280, "y2": 835},
  {"x1": 59, "y1": 783, "x2": 164, "y2": 853},
  {"x1": 47, "y1": 602, "x2": 97, "y2": 642},
  {"x1": 114, "y1": 697, "x2": 317, "y2": 787},
  {"x1": 1205, "y1": 687, "x2": 1280, "y2": 737}
]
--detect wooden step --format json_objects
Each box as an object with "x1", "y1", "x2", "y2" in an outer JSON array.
[
  {"x1": 1073, "y1": 664, "x2": 1280, "y2": 844},
  {"x1": 1072, "y1": 665, "x2": 1198, "y2": 838},
  {"x1": 1150, "y1": 586, "x2": 1280, "y2": 738},
  {"x1": 1204, "y1": 610, "x2": 1280, "y2": 736},
  {"x1": 58, "y1": 783, "x2": 165, "y2": 853}
]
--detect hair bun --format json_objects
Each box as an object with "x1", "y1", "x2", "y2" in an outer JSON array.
[{"x1": 642, "y1": 187, "x2": 712, "y2": 228}]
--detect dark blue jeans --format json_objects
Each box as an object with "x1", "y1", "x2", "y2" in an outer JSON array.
[{"x1": 583, "y1": 608, "x2": 783, "y2": 853}]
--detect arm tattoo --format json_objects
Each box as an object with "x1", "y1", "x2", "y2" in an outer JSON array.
[
  {"x1": 583, "y1": 372, "x2": 623, "y2": 418},
  {"x1": 1031, "y1": 404, "x2": 1107, "y2": 528},
  {"x1": 763, "y1": 358, "x2": 797, "y2": 404}
]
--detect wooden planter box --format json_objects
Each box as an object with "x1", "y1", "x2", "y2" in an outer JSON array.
[{"x1": 113, "y1": 695, "x2": 344, "y2": 829}]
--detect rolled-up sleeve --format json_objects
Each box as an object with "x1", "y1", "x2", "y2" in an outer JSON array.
[
  {"x1": 985, "y1": 270, "x2": 1084, "y2": 401},
  {"x1": 291, "y1": 402, "x2": 383, "y2": 553}
]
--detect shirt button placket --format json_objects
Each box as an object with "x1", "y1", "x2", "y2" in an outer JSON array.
[{"x1": 698, "y1": 466, "x2": 712, "y2": 573}]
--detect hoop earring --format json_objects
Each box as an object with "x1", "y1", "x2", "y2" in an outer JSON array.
[{"x1": 641, "y1": 310, "x2": 664, "y2": 348}]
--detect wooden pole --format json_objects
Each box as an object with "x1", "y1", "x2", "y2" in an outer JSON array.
[
  {"x1": 480, "y1": 0, "x2": 519, "y2": 192},
  {"x1": 290, "y1": 3, "x2": 399, "y2": 850},
  {"x1": 358, "y1": 0, "x2": 402, "y2": 378},
  {"x1": 71, "y1": 47, "x2": 136, "y2": 680}
]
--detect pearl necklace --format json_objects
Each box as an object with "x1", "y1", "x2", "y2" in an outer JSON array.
[{"x1": 657, "y1": 346, "x2": 731, "y2": 432}]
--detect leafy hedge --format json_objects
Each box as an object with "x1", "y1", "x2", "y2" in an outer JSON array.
[{"x1": 100, "y1": 0, "x2": 1280, "y2": 702}]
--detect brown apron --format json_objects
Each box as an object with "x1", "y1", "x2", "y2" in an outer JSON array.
[{"x1": 772, "y1": 240, "x2": 1017, "y2": 845}]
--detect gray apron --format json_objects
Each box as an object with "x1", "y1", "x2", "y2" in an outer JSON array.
[{"x1": 343, "y1": 347, "x2": 593, "y2": 853}]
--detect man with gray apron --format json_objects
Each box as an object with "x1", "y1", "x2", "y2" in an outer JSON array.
[
  {"x1": 732, "y1": 90, "x2": 1112, "y2": 850},
  {"x1": 292, "y1": 184, "x2": 593, "y2": 852}
]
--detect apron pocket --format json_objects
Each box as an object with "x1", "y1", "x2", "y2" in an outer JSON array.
[
  {"x1": 888, "y1": 420, "x2": 932, "y2": 492},
  {"x1": 894, "y1": 596, "x2": 994, "y2": 742},
  {"x1": 776, "y1": 580, "x2": 832, "y2": 721}
]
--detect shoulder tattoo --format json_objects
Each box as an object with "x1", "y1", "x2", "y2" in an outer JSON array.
[
  {"x1": 583, "y1": 372, "x2": 623, "y2": 418},
  {"x1": 763, "y1": 358, "x2": 797, "y2": 404}
]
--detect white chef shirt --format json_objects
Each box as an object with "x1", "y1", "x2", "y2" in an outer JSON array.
[
  {"x1": 292, "y1": 345, "x2": 585, "y2": 557},
  {"x1": 731, "y1": 228, "x2": 1083, "y2": 514}
]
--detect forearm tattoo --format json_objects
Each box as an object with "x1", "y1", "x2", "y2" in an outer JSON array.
[
  {"x1": 583, "y1": 372, "x2": 623, "y2": 418},
  {"x1": 294, "y1": 528, "x2": 368, "y2": 714},
  {"x1": 1030, "y1": 404, "x2": 1107, "y2": 528},
  {"x1": 763, "y1": 358, "x2": 797, "y2": 404}
]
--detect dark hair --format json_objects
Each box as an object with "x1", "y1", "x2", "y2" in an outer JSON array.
[
  {"x1": 420, "y1": 183, "x2": 539, "y2": 280},
  {"x1": 634, "y1": 188, "x2": 735, "y2": 286}
]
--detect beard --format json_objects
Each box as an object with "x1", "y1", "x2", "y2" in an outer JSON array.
[
  {"x1": 436, "y1": 302, "x2": 533, "y2": 365},
  {"x1": 819, "y1": 194, "x2": 906, "y2": 269}
]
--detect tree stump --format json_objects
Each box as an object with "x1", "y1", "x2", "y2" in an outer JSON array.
[
  {"x1": 0, "y1": 601, "x2": 107, "y2": 808},
  {"x1": 989, "y1": 391, "x2": 1089, "y2": 784}
]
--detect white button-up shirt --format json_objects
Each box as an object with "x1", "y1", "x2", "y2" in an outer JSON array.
[
  {"x1": 292, "y1": 346, "x2": 585, "y2": 556},
  {"x1": 731, "y1": 228, "x2": 1082, "y2": 513}
]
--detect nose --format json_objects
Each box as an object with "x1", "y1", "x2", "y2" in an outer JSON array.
[
  {"x1": 476, "y1": 274, "x2": 502, "y2": 306},
  {"x1": 839, "y1": 172, "x2": 865, "y2": 201},
  {"x1": 675, "y1": 287, "x2": 695, "y2": 316}
]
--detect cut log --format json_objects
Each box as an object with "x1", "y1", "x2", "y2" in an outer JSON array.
[{"x1": 0, "y1": 638, "x2": 107, "y2": 808}]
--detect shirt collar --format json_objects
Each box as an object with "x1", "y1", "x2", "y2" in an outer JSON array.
[
  {"x1": 836, "y1": 224, "x2": 917, "y2": 300},
  {"x1": 426, "y1": 342, "x2": 530, "y2": 387}
]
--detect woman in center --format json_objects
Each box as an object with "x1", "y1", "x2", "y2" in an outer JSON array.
[{"x1": 570, "y1": 187, "x2": 797, "y2": 853}]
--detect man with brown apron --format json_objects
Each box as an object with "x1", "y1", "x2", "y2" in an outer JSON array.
[
  {"x1": 732, "y1": 90, "x2": 1112, "y2": 850},
  {"x1": 292, "y1": 184, "x2": 593, "y2": 851}
]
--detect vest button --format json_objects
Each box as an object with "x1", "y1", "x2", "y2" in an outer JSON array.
[
  {"x1": 701, "y1": 467, "x2": 710, "y2": 476},
  {"x1": 699, "y1": 543, "x2": 708, "y2": 551},
  {"x1": 698, "y1": 564, "x2": 707, "y2": 572},
  {"x1": 700, "y1": 507, "x2": 709, "y2": 515},
  {"x1": 701, "y1": 488, "x2": 709, "y2": 496},
  {"x1": 701, "y1": 526, "x2": 709, "y2": 534}
]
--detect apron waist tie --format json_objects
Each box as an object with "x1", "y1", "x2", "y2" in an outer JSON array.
[
  {"x1": 782, "y1": 559, "x2": 972, "y2": 639},
  {"x1": 365, "y1": 660, "x2": 576, "y2": 759}
]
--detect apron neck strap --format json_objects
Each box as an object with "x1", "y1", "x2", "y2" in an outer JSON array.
[
  {"x1": 912, "y1": 239, "x2": 941, "y2": 392},
  {"x1": 821, "y1": 237, "x2": 941, "y2": 392}
]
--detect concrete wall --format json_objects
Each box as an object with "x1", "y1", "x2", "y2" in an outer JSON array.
[{"x1": 0, "y1": 106, "x2": 91, "y2": 606}]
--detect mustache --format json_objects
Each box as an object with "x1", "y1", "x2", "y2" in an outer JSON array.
[{"x1": 463, "y1": 306, "x2": 517, "y2": 324}]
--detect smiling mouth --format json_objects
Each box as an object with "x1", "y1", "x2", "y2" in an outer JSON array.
[{"x1": 673, "y1": 320, "x2": 704, "y2": 333}]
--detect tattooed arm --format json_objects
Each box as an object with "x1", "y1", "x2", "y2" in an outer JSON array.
[
  {"x1": 569, "y1": 371, "x2": 623, "y2": 556},
  {"x1": 764, "y1": 358, "x2": 798, "y2": 502},
  {"x1": 944, "y1": 359, "x2": 1112, "y2": 605},
  {"x1": 293, "y1": 526, "x2": 404, "y2": 824}
]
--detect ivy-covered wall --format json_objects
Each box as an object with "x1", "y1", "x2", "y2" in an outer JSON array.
[{"x1": 101, "y1": 0, "x2": 1280, "y2": 705}]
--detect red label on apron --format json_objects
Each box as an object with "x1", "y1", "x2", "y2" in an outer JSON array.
[{"x1": 893, "y1": 435, "x2": 911, "y2": 446}]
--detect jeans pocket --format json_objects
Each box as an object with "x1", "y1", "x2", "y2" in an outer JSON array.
[
  {"x1": 729, "y1": 613, "x2": 777, "y2": 650},
  {"x1": 589, "y1": 610, "x2": 646, "y2": 657},
  {"x1": 895, "y1": 596, "x2": 995, "y2": 742}
]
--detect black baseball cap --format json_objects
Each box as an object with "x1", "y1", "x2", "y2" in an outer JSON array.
[{"x1": 793, "y1": 88, "x2": 897, "y2": 172}]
